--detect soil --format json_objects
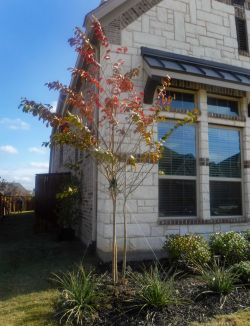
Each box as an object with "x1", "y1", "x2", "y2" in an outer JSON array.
[{"x1": 94, "y1": 261, "x2": 250, "y2": 326}]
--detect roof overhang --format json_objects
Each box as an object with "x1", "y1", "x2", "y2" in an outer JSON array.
[
  {"x1": 141, "y1": 47, "x2": 250, "y2": 104},
  {"x1": 84, "y1": 0, "x2": 126, "y2": 30}
]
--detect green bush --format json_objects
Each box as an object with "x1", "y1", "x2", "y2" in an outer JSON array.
[
  {"x1": 198, "y1": 260, "x2": 239, "y2": 295},
  {"x1": 129, "y1": 266, "x2": 180, "y2": 310},
  {"x1": 231, "y1": 261, "x2": 250, "y2": 284},
  {"x1": 241, "y1": 229, "x2": 250, "y2": 242},
  {"x1": 210, "y1": 231, "x2": 249, "y2": 265},
  {"x1": 163, "y1": 234, "x2": 211, "y2": 268},
  {"x1": 52, "y1": 265, "x2": 102, "y2": 325}
]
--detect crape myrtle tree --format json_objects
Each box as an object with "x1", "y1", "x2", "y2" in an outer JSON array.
[{"x1": 20, "y1": 17, "x2": 197, "y2": 283}]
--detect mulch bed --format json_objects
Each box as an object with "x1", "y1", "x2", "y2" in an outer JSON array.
[{"x1": 94, "y1": 261, "x2": 250, "y2": 326}]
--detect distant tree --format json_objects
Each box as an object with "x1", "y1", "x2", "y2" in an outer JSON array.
[
  {"x1": 0, "y1": 177, "x2": 6, "y2": 194},
  {"x1": 19, "y1": 17, "x2": 197, "y2": 283}
]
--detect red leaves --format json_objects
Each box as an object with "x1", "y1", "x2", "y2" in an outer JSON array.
[
  {"x1": 120, "y1": 78, "x2": 133, "y2": 92},
  {"x1": 116, "y1": 47, "x2": 128, "y2": 54},
  {"x1": 91, "y1": 16, "x2": 109, "y2": 48}
]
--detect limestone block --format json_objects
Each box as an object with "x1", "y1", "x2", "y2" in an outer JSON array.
[
  {"x1": 197, "y1": 10, "x2": 223, "y2": 25},
  {"x1": 212, "y1": 0, "x2": 234, "y2": 15},
  {"x1": 187, "y1": 224, "x2": 214, "y2": 234},
  {"x1": 174, "y1": 12, "x2": 185, "y2": 42}
]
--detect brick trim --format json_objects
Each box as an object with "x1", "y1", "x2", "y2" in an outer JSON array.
[
  {"x1": 170, "y1": 79, "x2": 246, "y2": 98},
  {"x1": 208, "y1": 112, "x2": 246, "y2": 121},
  {"x1": 199, "y1": 158, "x2": 209, "y2": 166},
  {"x1": 244, "y1": 160, "x2": 250, "y2": 168},
  {"x1": 158, "y1": 217, "x2": 248, "y2": 225}
]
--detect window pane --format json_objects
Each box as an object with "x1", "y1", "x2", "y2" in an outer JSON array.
[
  {"x1": 209, "y1": 127, "x2": 241, "y2": 178},
  {"x1": 210, "y1": 181, "x2": 242, "y2": 216},
  {"x1": 207, "y1": 97, "x2": 239, "y2": 116},
  {"x1": 159, "y1": 179, "x2": 196, "y2": 217},
  {"x1": 158, "y1": 123, "x2": 196, "y2": 176},
  {"x1": 161, "y1": 91, "x2": 195, "y2": 111}
]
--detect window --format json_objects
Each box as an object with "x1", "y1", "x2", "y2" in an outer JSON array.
[
  {"x1": 161, "y1": 91, "x2": 195, "y2": 112},
  {"x1": 209, "y1": 127, "x2": 242, "y2": 216},
  {"x1": 236, "y1": 17, "x2": 248, "y2": 53},
  {"x1": 207, "y1": 97, "x2": 239, "y2": 117},
  {"x1": 232, "y1": 0, "x2": 245, "y2": 6},
  {"x1": 158, "y1": 122, "x2": 197, "y2": 217}
]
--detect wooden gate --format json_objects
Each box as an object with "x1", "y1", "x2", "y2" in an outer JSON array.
[{"x1": 35, "y1": 172, "x2": 71, "y2": 231}]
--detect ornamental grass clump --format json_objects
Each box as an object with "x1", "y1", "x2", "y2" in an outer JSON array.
[
  {"x1": 210, "y1": 231, "x2": 249, "y2": 265},
  {"x1": 164, "y1": 234, "x2": 211, "y2": 269},
  {"x1": 129, "y1": 266, "x2": 180, "y2": 310},
  {"x1": 52, "y1": 264, "x2": 103, "y2": 325},
  {"x1": 197, "y1": 260, "x2": 239, "y2": 296}
]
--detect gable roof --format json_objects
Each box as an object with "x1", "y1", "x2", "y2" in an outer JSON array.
[
  {"x1": 84, "y1": 0, "x2": 126, "y2": 28},
  {"x1": 84, "y1": 0, "x2": 163, "y2": 42}
]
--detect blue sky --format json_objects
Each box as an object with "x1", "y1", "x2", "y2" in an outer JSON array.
[{"x1": 0, "y1": 0, "x2": 99, "y2": 190}]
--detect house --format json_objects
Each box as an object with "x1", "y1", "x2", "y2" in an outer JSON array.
[{"x1": 49, "y1": 0, "x2": 250, "y2": 261}]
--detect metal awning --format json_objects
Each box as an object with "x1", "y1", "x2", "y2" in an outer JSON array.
[{"x1": 141, "y1": 47, "x2": 250, "y2": 103}]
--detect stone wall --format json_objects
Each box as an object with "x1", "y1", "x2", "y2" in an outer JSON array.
[{"x1": 95, "y1": 0, "x2": 250, "y2": 261}]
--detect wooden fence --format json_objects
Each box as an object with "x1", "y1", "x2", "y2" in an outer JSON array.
[
  {"x1": 34, "y1": 172, "x2": 71, "y2": 231},
  {"x1": 0, "y1": 195, "x2": 34, "y2": 216}
]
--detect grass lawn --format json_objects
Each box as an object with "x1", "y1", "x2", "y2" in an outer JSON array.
[
  {"x1": 0, "y1": 213, "x2": 96, "y2": 326},
  {"x1": 0, "y1": 213, "x2": 249, "y2": 325},
  {"x1": 191, "y1": 310, "x2": 250, "y2": 326}
]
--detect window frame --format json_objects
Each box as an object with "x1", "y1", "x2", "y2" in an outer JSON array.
[
  {"x1": 158, "y1": 118, "x2": 198, "y2": 219},
  {"x1": 207, "y1": 93, "x2": 241, "y2": 118},
  {"x1": 208, "y1": 124, "x2": 244, "y2": 218},
  {"x1": 160, "y1": 87, "x2": 197, "y2": 114}
]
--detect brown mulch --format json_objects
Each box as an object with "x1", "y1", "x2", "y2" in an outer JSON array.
[{"x1": 93, "y1": 260, "x2": 250, "y2": 326}]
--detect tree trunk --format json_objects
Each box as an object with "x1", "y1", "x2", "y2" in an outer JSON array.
[
  {"x1": 122, "y1": 199, "x2": 127, "y2": 278},
  {"x1": 112, "y1": 196, "x2": 118, "y2": 283}
]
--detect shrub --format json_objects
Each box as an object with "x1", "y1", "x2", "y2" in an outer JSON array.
[
  {"x1": 231, "y1": 261, "x2": 250, "y2": 284},
  {"x1": 163, "y1": 234, "x2": 211, "y2": 269},
  {"x1": 52, "y1": 264, "x2": 102, "y2": 325},
  {"x1": 198, "y1": 260, "x2": 239, "y2": 295},
  {"x1": 210, "y1": 231, "x2": 249, "y2": 265},
  {"x1": 129, "y1": 266, "x2": 180, "y2": 310},
  {"x1": 241, "y1": 229, "x2": 250, "y2": 242}
]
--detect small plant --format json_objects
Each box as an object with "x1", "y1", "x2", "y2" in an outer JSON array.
[
  {"x1": 197, "y1": 260, "x2": 239, "y2": 296},
  {"x1": 129, "y1": 266, "x2": 181, "y2": 310},
  {"x1": 52, "y1": 264, "x2": 102, "y2": 325},
  {"x1": 210, "y1": 231, "x2": 249, "y2": 265},
  {"x1": 231, "y1": 261, "x2": 250, "y2": 284},
  {"x1": 164, "y1": 234, "x2": 211, "y2": 269}
]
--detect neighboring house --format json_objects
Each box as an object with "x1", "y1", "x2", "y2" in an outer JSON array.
[{"x1": 50, "y1": 0, "x2": 250, "y2": 261}]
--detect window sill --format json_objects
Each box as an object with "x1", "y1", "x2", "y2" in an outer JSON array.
[{"x1": 158, "y1": 217, "x2": 247, "y2": 225}]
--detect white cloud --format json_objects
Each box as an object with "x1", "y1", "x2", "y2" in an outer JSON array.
[
  {"x1": 0, "y1": 161, "x2": 49, "y2": 190},
  {"x1": 0, "y1": 145, "x2": 18, "y2": 154},
  {"x1": 30, "y1": 162, "x2": 49, "y2": 169},
  {"x1": 0, "y1": 118, "x2": 30, "y2": 130},
  {"x1": 50, "y1": 100, "x2": 58, "y2": 113},
  {"x1": 29, "y1": 147, "x2": 48, "y2": 154}
]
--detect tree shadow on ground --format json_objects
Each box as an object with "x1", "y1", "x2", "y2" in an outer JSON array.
[{"x1": 0, "y1": 213, "x2": 97, "y2": 301}]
